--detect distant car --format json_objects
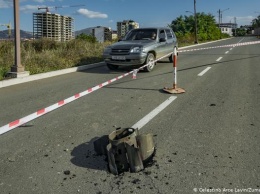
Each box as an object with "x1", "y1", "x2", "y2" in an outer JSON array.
[{"x1": 103, "y1": 27, "x2": 178, "y2": 72}]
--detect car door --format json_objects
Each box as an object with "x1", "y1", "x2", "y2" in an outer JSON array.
[
  {"x1": 165, "y1": 29, "x2": 176, "y2": 54},
  {"x1": 156, "y1": 29, "x2": 168, "y2": 59}
]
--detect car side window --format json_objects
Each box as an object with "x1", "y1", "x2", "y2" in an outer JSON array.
[
  {"x1": 159, "y1": 30, "x2": 166, "y2": 39},
  {"x1": 171, "y1": 31, "x2": 176, "y2": 39},
  {"x1": 165, "y1": 29, "x2": 173, "y2": 39}
]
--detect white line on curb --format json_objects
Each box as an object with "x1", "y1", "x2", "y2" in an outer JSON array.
[
  {"x1": 131, "y1": 96, "x2": 177, "y2": 130},
  {"x1": 198, "y1": 67, "x2": 212, "y2": 76},
  {"x1": 216, "y1": 57, "x2": 223, "y2": 62}
]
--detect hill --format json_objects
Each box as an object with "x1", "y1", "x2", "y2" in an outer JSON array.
[
  {"x1": 75, "y1": 27, "x2": 93, "y2": 36},
  {"x1": 0, "y1": 29, "x2": 33, "y2": 39},
  {"x1": 0, "y1": 27, "x2": 103, "y2": 40}
]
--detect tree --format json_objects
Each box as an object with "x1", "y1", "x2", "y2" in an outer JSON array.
[
  {"x1": 252, "y1": 15, "x2": 260, "y2": 28},
  {"x1": 169, "y1": 12, "x2": 223, "y2": 41},
  {"x1": 169, "y1": 15, "x2": 187, "y2": 36},
  {"x1": 197, "y1": 13, "x2": 222, "y2": 40},
  {"x1": 233, "y1": 28, "x2": 246, "y2": 36}
]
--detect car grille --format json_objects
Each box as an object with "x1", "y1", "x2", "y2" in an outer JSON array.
[{"x1": 111, "y1": 48, "x2": 130, "y2": 55}]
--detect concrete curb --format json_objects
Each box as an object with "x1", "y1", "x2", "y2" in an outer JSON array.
[{"x1": 0, "y1": 62, "x2": 104, "y2": 88}]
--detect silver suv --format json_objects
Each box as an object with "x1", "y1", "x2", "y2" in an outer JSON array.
[{"x1": 103, "y1": 27, "x2": 178, "y2": 72}]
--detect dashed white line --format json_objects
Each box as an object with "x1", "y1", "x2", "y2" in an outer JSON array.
[
  {"x1": 132, "y1": 96, "x2": 177, "y2": 130},
  {"x1": 216, "y1": 57, "x2": 223, "y2": 61},
  {"x1": 198, "y1": 67, "x2": 212, "y2": 76},
  {"x1": 225, "y1": 51, "x2": 229, "y2": 54},
  {"x1": 238, "y1": 37, "x2": 245, "y2": 43},
  {"x1": 230, "y1": 48, "x2": 233, "y2": 51}
]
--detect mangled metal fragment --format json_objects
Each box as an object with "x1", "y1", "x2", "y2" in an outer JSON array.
[
  {"x1": 94, "y1": 127, "x2": 155, "y2": 175},
  {"x1": 136, "y1": 133, "x2": 155, "y2": 164}
]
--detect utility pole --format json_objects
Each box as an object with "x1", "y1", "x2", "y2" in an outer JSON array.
[
  {"x1": 218, "y1": 9, "x2": 221, "y2": 28},
  {"x1": 218, "y1": 8, "x2": 229, "y2": 39},
  {"x1": 10, "y1": 0, "x2": 29, "y2": 78},
  {"x1": 218, "y1": 8, "x2": 229, "y2": 26},
  {"x1": 194, "y1": 0, "x2": 198, "y2": 44},
  {"x1": 234, "y1": 17, "x2": 237, "y2": 36}
]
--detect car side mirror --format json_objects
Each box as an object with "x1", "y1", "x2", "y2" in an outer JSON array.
[{"x1": 159, "y1": 38, "x2": 166, "y2": 42}]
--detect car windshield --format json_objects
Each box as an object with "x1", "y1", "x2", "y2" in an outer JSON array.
[{"x1": 124, "y1": 29, "x2": 157, "y2": 41}]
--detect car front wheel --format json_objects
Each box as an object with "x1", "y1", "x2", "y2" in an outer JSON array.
[{"x1": 144, "y1": 53, "x2": 155, "y2": 72}]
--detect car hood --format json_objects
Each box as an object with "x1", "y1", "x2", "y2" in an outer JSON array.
[{"x1": 110, "y1": 40, "x2": 156, "y2": 49}]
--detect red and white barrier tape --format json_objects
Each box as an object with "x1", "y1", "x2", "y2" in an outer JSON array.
[
  {"x1": 0, "y1": 71, "x2": 135, "y2": 135},
  {"x1": 1, "y1": 40, "x2": 259, "y2": 135},
  {"x1": 132, "y1": 69, "x2": 138, "y2": 79},
  {"x1": 0, "y1": 52, "x2": 173, "y2": 135},
  {"x1": 179, "y1": 40, "x2": 260, "y2": 53}
]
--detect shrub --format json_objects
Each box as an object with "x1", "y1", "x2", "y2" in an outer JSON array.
[{"x1": 0, "y1": 38, "x2": 110, "y2": 80}]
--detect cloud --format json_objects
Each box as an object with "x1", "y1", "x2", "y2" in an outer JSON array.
[
  {"x1": 226, "y1": 15, "x2": 255, "y2": 25},
  {"x1": 20, "y1": 5, "x2": 41, "y2": 13},
  {"x1": 236, "y1": 16, "x2": 255, "y2": 22},
  {"x1": 21, "y1": 0, "x2": 60, "y2": 2},
  {"x1": 33, "y1": 0, "x2": 45, "y2": 2},
  {"x1": 77, "y1": 8, "x2": 108, "y2": 19},
  {"x1": 0, "y1": 0, "x2": 12, "y2": 8},
  {"x1": 32, "y1": 0, "x2": 56, "y2": 2}
]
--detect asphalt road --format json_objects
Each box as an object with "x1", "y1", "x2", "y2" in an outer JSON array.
[{"x1": 0, "y1": 37, "x2": 260, "y2": 194}]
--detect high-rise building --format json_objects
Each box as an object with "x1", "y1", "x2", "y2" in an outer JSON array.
[
  {"x1": 33, "y1": 12, "x2": 74, "y2": 41},
  {"x1": 117, "y1": 20, "x2": 139, "y2": 39},
  {"x1": 91, "y1": 26, "x2": 112, "y2": 42}
]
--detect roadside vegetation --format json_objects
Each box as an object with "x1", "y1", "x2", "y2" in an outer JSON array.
[
  {"x1": 0, "y1": 36, "x2": 110, "y2": 80},
  {"x1": 169, "y1": 12, "x2": 230, "y2": 46},
  {"x1": 0, "y1": 12, "x2": 258, "y2": 81}
]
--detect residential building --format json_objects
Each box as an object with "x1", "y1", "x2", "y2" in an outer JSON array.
[
  {"x1": 219, "y1": 23, "x2": 237, "y2": 36},
  {"x1": 91, "y1": 26, "x2": 112, "y2": 42},
  {"x1": 75, "y1": 26, "x2": 112, "y2": 42},
  {"x1": 112, "y1": 30, "x2": 118, "y2": 40},
  {"x1": 117, "y1": 20, "x2": 139, "y2": 39},
  {"x1": 33, "y1": 12, "x2": 74, "y2": 41}
]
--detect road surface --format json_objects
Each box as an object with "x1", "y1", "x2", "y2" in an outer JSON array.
[{"x1": 0, "y1": 37, "x2": 259, "y2": 194}]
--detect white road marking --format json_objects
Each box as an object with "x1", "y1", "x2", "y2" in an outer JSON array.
[
  {"x1": 225, "y1": 51, "x2": 229, "y2": 54},
  {"x1": 198, "y1": 67, "x2": 212, "y2": 76},
  {"x1": 230, "y1": 48, "x2": 233, "y2": 51},
  {"x1": 216, "y1": 57, "x2": 223, "y2": 61},
  {"x1": 238, "y1": 38, "x2": 244, "y2": 43},
  {"x1": 132, "y1": 96, "x2": 177, "y2": 130}
]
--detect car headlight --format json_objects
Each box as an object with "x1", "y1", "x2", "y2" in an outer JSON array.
[{"x1": 130, "y1": 47, "x2": 143, "y2": 53}]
